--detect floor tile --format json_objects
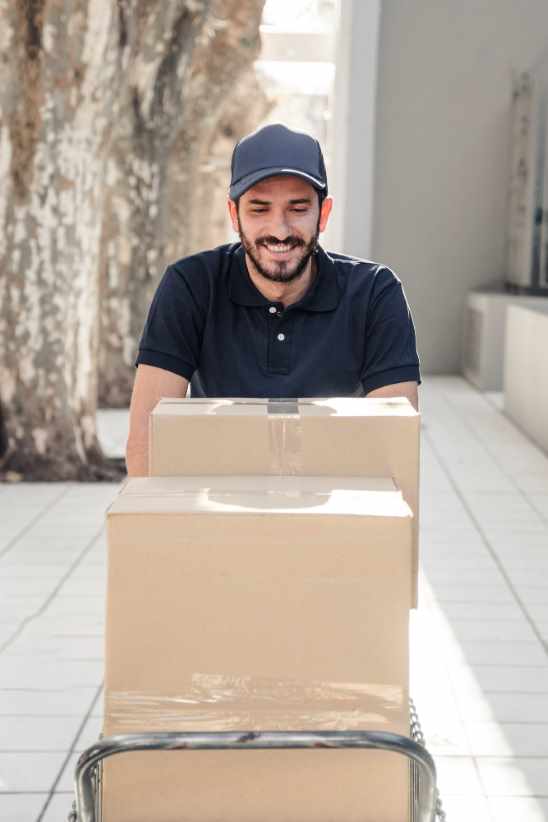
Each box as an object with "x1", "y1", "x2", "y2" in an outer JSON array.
[
  {"x1": 5, "y1": 636, "x2": 104, "y2": 660},
  {"x1": 444, "y1": 619, "x2": 537, "y2": 642},
  {"x1": 0, "y1": 751, "x2": 67, "y2": 791},
  {"x1": 74, "y1": 715, "x2": 103, "y2": 751},
  {"x1": 456, "y1": 693, "x2": 548, "y2": 723},
  {"x1": 511, "y1": 587, "x2": 548, "y2": 604},
  {"x1": 42, "y1": 596, "x2": 105, "y2": 615},
  {"x1": 526, "y1": 605, "x2": 548, "y2": 622},
  {"x1": 465, "y1": 722, "x2": 548, "y2": 756},
  {"x1": 0, "y1": 687, "x2": 98, "y2": 717},
  {"x1": 477, "y1": 757, "x2": 548, "y2": 797},
  {"x1": 450, "y1": 640, "x2": 547, "y2": 666},
  {"x1": 437, "y1": 602, "x2": 527, "y2": 621},
  {"x1": 528, "y1": 494, "x2": 548, "y2": 519},
  {"x1": 0, "y1": 660, "x2": 103, "y2": 689},
  {"x1": 434, "y1": 755, "x2": 485, "y2": 797},
  {"x1": 0, "y1": 793, "x2": 48, "y2": 821},
  {"x1": 440, "y1": 795, "x2": 491, "y2": 822},
  {"x1": 4, "y1": 380, "x2": 548, "y2": 817},
  {"x1": 56, "y1": 752, "x2": 81, "y2": 792},
  {"x1": 427, "y1": 584, "x2": 516, "y2": 604},
  {"x1": 0, "y1": 563, "x2": 72, "y2": 578},
  {"x1": 40, "y1": 793, "x2": 75, "y2": 822},
  {"x1": 503, "y1": 568, "x2": 548, "y2": 586},
  {"x1": 0, "y1": 715, "x2": 83, "y2": 751},
  {"x1": 451, "y1": 665, "x2": 548, "y2": 693},
  {"x1": 417, "y1": 720, "x2": 470, "y2": 756},
  {"x1": 537, "y1": 622, "x2": 548, "y2": 640},
  {"x1": 0, "y1": 579, "x2": 60, "y2": 597},
  {"x1": 488, "y1": 796, "x2": 548, "y2": 822},
  {"x1": 19, "y1": 618, "x2": 105, "y2": 638},
  {"x1": 0, "y1": 598, "x2": 51, "y2": 621}
]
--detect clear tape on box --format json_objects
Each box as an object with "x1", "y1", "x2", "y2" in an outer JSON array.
[
  {"x1": 266, "y1": 400, "x2": 304, "y2": 475},
  {"x1": 104, "y1": 673, "x2": 406, "y2": 733},
  {"x1": 158, "y1": 398, "x2": 307, "y2": 476}
]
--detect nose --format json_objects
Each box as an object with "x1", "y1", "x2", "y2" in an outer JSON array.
[{"x1": 267, "y1": 209, "x2": 291, "y2": 240}]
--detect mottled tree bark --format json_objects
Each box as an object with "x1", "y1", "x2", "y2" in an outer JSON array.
[
  {"x1": 0, "y1": 0, "x2": 267, "y2": 476},
  {"x1": 98, "y1": 0, "x2": 266, "y2": 408},
  {"x1": 1, "y1": 0, "x2": 252, "y2": 479},
  {"x1": 188, "y1": 70, "x2": 272, "y2": 255},
  {"x1": 0, "y1": 0, "x2": 124, "y2": 480},
  {"x1": 97, "y1": 0, "x2": 211, "y2": 407}
]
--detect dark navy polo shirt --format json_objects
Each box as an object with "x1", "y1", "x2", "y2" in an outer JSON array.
[{"x1": 135, "y1": 243, "x2": 421, "y2": 398}]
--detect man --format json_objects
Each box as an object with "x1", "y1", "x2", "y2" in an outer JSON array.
[{"x1": 126, "y1": 124, "x2": 421, "y2": 476}]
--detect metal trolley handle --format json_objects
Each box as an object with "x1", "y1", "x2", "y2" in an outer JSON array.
[{"x1": 74, "y1": 729, "x2": 438, "y2": 822}]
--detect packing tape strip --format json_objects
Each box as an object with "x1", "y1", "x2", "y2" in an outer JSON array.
[
  {"x1": 267, "y1": 400, "x2": 303, "y2": 476},
  {"x1": 104, "y1": 673, "x2": 406, "y2": 732}
]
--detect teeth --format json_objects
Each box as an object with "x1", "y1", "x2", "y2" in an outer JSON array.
[{"x1": 265, "y1": 244, "x2": 293, "y2": 253}]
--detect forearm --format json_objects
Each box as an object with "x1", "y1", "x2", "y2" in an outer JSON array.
[
  {"x1": 125, "y1": 364, "x2": 189, "y2": 478},
  {"x1": 126, "y1": 441, "x2": 148, "y2": 477}
]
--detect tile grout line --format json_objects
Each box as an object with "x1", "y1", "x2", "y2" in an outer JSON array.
[
  {"x1": 487, "y1": 394, "x2": 548, "y2": 513},
  {"x1": 419, "y1": 574, "x2": 493, "y2": 809},
  {"x1": 443, "y1": 383, "x2": 548, "y2": 528},
  {"x1": 423, "y1": 406, "x2": 548, "y2": 660},
  {"x1": 440, "y1": 384, "x2": 548, "y2": 523},
  {"x1": 35, "y1": 683, "x2": 104, "y2": 822},
  {"x1": 0, "y1": 526, "x2": 106, "y2": 654},
  {"x1": 422, "y1": 382, "x2": 548, "y2": 811},
  {"x1": 0, "y1": 485, "x2": 71, "y2": 560}
]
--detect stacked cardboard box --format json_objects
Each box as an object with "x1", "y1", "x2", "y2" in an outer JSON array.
[
  {"x1": 148, "y1": 397, "x2": 420, "y2": 605},
  {"x1": 102, "y1": 398, "x2": 419, "y2": 822}
]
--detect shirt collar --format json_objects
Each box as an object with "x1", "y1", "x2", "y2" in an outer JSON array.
[{"x1": 229, "y1": 244, "x2": 340, "y2": 312}]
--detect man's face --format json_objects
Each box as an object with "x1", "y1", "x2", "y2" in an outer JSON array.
[{"x1": 229, "y1": 176, "x2": 332, "y2": 284}]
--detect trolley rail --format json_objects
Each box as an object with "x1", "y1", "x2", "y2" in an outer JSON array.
[{"x1": 68, "y1": 698, "x2": 445, "y2": 822}]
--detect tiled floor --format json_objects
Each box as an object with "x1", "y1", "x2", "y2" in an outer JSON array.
[{"x1": 1, "y1": 376, "x2": 548, "y2": 821}]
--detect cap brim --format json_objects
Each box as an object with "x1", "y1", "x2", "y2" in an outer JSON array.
[{"x1": 229, "y1": 167, "x2": 327, "y2": 200}]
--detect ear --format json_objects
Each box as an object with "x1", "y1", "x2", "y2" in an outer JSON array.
[
  {"x1": 318, "y1": 196, "x2": 333, "y2": 233},
  {"x1": 227, "y1": 198, "x2": 239, "y2": 233}
]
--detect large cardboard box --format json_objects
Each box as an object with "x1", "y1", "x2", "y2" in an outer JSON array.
[
  {"x1": 149, "y1": 396, "x2": 420, "y2": 605},
  {"x1": 102, "y1": 475, "x2": 413, "y2": 822}
]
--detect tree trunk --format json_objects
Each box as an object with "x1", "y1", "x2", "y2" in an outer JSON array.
[
  {"x1": 0, "y1": 0, "x2": 224, "y2": 479},
  {"x1": 187, "y1": 71, "x2": 272, "y2": 255},
  {"x1": 98, "y1": 0, "x2": 266, "y2": 408},
  {"x1": 0, "y1": 0, "x2": 125, "y2": 480}
]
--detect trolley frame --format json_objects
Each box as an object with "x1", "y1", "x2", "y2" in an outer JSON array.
[{"x1": 70, "y1": 724, "x2": 441, "y2": 822}]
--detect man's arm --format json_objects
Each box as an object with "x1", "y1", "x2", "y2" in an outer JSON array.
[
  {"x1": 126, "y1": 364, "x2": 189, "y2": 477},
  {"x1": 366, "y1": 380, "x2": 419, "y2": 412}
]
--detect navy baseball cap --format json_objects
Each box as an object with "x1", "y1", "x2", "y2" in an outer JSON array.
[{"x1": 229, "y1": 123, "x2": 328, "y2": 200}]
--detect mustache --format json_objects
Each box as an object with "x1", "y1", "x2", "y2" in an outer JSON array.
[{"x1": 256, "y1": 236, "x2": 305, "y2": 248}]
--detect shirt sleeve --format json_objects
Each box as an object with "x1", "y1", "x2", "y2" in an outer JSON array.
[
  {"x1": 135, "y1": 262, "x2": 209, "y2": 380},
  {"x1": 360, "y1": 267, "x2": 421, "y2": 395}
]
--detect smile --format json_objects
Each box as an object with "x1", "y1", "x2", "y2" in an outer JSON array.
[{"x1": 262, "y1": 243, "x2": 297, "y2": 254}]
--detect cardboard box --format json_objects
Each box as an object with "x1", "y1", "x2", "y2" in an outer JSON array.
[
  {"x1": 149, "y1": 396, "x2": 420, "y2": 605},
  {"x1": 102, "y1": 475, "x2": 413, "y2": 822}
]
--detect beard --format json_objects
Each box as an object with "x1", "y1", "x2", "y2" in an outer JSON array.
[{"x1": 237, "y1": 219, "x2": 319, "y2": 284}]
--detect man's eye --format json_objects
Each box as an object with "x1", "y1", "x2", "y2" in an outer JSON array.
[
  {"x1": 292, "y1": 208, "x2": 308, "y2": 213},
  {"x1": 251, "y1": 208, "x2": 268, "y2": 213}
]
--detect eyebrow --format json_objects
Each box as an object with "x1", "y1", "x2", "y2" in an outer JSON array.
[{"x1": 247, "y1": 197, "x2": 313, "y2": 206}]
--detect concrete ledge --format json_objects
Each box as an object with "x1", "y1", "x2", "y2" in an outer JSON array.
[
  {"x1": 504, "y1": 303, "x2": 548, "y2": 453},
  {"x1": 463, "y1": 290, "x2": 548, "y2": 391}
]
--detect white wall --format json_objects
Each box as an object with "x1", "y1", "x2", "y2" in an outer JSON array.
[
  {"x1": 371, "y1": 1, "x2": 548, "y2": 373},
  {"x1": 324, "y1": 0, "x2": 381, "y2": 258}
]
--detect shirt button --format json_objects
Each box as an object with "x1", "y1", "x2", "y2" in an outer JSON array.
[
  {"x1": 277, "y1": 333, "x2": 286, "y2": 342},
  {"x1": 269, "y1": 306, "x2": 277, "y2": 314}
]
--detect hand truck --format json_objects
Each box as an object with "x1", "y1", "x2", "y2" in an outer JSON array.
[{"x1": 67, "y1": 699, "x2": 445, "y2": 822}]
